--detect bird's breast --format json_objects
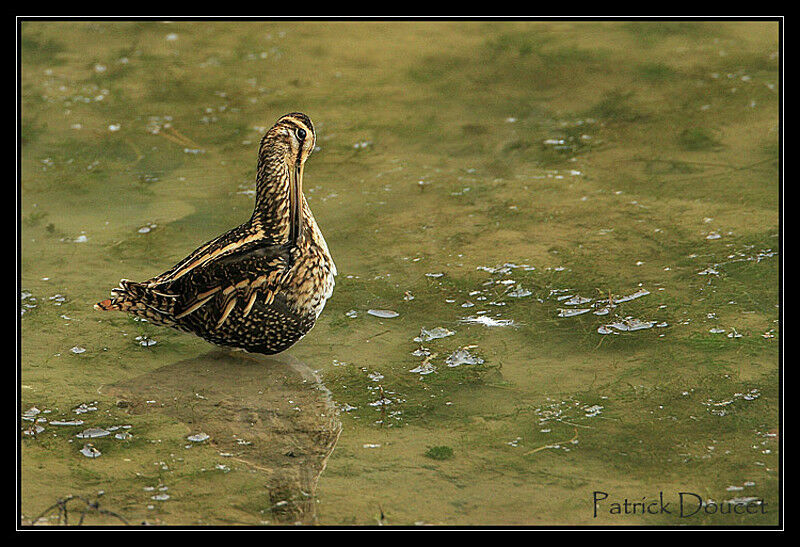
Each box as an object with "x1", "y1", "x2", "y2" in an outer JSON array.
[{"x1": 283, "y1": 251, "x2": 336, "y2": 320}]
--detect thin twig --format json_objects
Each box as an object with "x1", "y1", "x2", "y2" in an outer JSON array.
[
  {"x1": 524, "y1": 427, "x2": 579, "y2": 456},
  {"x1": 364, "y1": 329, "x2": 391, "y2": 342},
  {"x1": 30, "y1": 494, "x2": 129, "y2": 526}
]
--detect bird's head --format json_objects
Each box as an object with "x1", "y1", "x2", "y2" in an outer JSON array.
[
  {"x1": 257, "y1": 112, "x2": 316, "y2": 245},
  {"x1": 260, "y1": 112, "x2": 316, "y2": 170}
]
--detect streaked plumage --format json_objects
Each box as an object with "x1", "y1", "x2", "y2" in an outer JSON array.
[{"x1": 95, "y1": 113, "x2": 336, "y2": 355}]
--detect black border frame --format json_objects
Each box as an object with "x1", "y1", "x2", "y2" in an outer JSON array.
[{"x1": 15, "y1": 15, "x2": 784, "y2": 532}]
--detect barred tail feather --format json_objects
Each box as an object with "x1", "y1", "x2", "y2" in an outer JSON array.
[
  {"x1": 93, "y1": 279, "x2": 179, "y2": 326},
  {"x1": 94, "y1": 298, "x2": 118, "y2": 311},
  {"x1": 94, "y1": 280, "x2": 134, "y2": 311}
]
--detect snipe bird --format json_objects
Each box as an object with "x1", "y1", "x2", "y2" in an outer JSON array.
[{"x1": 95, "y1": 113, "x2": 336, "y2": 355}]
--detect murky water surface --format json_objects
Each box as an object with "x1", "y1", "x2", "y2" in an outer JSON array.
[{"x1": 20, "y1": 21, "x2": 779, "y2": 525}]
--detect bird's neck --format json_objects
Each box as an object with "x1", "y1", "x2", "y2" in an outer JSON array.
[{"x1": 252, "y1": 154, "x2": 306, "y2": 244}]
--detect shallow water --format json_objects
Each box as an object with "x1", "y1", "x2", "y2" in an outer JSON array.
[{"x1": 20, "y1": 20, "x2": 779, "y2": 526}]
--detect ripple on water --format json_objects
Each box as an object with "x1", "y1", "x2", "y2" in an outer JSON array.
[
  {"x1": 409, "y1": 361, "x2": 436, "y2": 375},
  {"x1": 76, "y1": 427, "x2": 111, "y2": 439},
  {"x1": 563, "y1": 295, "x2": 592, "y2": 306},
  {"x1": 367, "y1": 309, "x2": 399, "y2": 318},
  {"x1": 80, "y1": 444, "x2": 101, "y2": 458},
  {"x1": 506, "y1": 287, "x2": 532, "y2": 298},
  {"x1": 612, "y1": 289, "x2": 651, "y2": 304},
  {"x1": 187, "y1": 432, "x2": 210, "y2": 442},
  {"x1": 596, "y1": 317, "x2": 659, "y2": 335},
  {"x1": 413, "y1": 327, "x2": 455, "y2": 342},
  {"x1": 49, "y1": 419, "x2": 84, "y2": 426},
  {"x1": 558, "y1": 308, "x2": 592, "y2": 318},
  {"x1": 22, "y1": 407, "x2": 40, "y2": 421},
  {"x1": 73, "y1": 403, "x2": 98, "y2": 414},
  {"x1": 23, "y1": 424, "x2": 45, "y2": 436},
  {"x1": 445, "y1": 348, "x2": 484, "y2": 367},
  {"x1": 460, "y1": 316, "x2": 515, "y2": 327}
]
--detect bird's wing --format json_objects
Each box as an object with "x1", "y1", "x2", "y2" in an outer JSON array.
[
  {"x1": 145, "y1": 223, "x2": 277, "y2": 288},
  {"x1": 170, "y1": 241, "x2": 294, "y2": 328}
]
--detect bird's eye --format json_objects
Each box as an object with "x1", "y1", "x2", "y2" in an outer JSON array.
[{"x1": 296, "y1": 128, "x2": 307, "y2": 140}]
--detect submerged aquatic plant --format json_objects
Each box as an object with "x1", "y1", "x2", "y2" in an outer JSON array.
[
  {"x1": 28, "y1": 492, "x2": 129, "y2": 526},
  {"x1": 424, "y1": 445, "x2": 454, "y2": 461}
]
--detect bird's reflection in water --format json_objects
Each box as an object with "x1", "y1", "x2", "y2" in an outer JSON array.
[{"x1": 102, "y1": 350, "x2": 341, "y2": 525}]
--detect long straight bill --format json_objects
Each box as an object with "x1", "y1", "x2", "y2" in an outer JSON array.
[{"x1": 288, "y1": 163, "x2": 304, "y2": 246}]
